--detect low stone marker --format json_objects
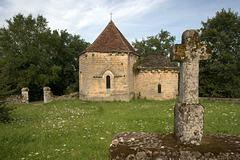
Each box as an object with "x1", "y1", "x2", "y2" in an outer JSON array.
[
  {"x1": 109, "y1": 30, "x2": 240, "y2": 160},
  {"x1": 43, "y1": 87, "x2": 53, "y2": 103},
  {"x1": 21, "y1": 87, "x2": 29, "y2": 104}
]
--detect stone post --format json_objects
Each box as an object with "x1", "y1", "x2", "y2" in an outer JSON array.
[
  {"x1": 170, "y1": 30, "x2": 212, "y2": 145},
  {"x1": 21, "y1": 88, "x2": 29, "y2": 104},
  {"x1": 43, "y1": 87, "x2": 53, "y2": 103}
]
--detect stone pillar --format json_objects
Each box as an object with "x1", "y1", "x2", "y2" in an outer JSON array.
[
  {"x1": 43, "y1": 87, "x2": 53, "y2": 103},
  {"x1": 21, "y1": 88, "x2": 29, "y2": 104},
  {"x1": 170, "y1": 30, "x2": 212, "y2": 145}
]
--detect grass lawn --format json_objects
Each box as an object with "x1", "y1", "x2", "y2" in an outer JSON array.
[{"x1": 0, "y1": 99, "x2": 239, "y2": 159}]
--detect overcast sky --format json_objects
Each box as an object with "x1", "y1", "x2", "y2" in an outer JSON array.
[{"x1": 0, "y1": 0, "x2": 240, "y2": 44}]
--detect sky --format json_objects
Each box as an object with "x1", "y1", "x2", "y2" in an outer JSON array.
[{"x1": 0, "y1": 0, "x2": 240, "y2": 44}]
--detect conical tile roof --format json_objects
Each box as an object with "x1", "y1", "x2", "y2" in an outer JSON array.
[{"x1": 84, "y1": 20, "x2": 138, "y2": 55}]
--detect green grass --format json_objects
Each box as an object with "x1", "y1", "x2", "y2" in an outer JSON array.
[{"x1": 0, "y1": 99, "x2": 239, "y2": 159}]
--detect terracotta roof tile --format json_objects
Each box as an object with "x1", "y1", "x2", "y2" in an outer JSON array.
[{"x1": 84, "y1": 20, "x2": 138, "y2": 55}]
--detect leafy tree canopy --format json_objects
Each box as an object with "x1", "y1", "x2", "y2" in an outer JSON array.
[
  {"x1": 132, "y1": 30, "x2": 175, "y2": 57},
  {"x1": 0, "y1": 14, "x2": 89, "y2": 101},
  {"x1": 200, "y1": 8, "x2": 240, "y2": 98}
]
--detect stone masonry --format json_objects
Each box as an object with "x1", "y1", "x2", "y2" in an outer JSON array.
[
  {"x1": 43, "y1": 87, "x2": 53, "y2": 103},
  {"x1": 43, "y1": 87, "x2": 78, "y2": 103},
  {"x1": 79, "y1": 20, "x2": 139, "y2": 101},
  {"x1": 79, "y1": 20, "x2": 179, "y2": 101},
  {"x1": 170, "y1": 30, "x2": 212, "y2": 145},
  {"x1": 109, "y1": 132, "x2": 240, "y2": 160},
  {"x1": 79, "y1": 52, "x2": 138, "y2": 101},
  {"x1": 5, "y1": 88, "x2": 29, "y2": 104},
  {"x1": 134, "y1": 70, "x2": 178, "y2": 100},
  {"x1": 134, "y1": 53, "x2": 179, "y2": 100}
]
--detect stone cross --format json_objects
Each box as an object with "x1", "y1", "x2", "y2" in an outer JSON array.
[
  {"x1": 171, "y1": 30, "x2": 212, "y2": 104},
  {"x1": 171, "y1": 30, "x2": 211, "y2": 145}
]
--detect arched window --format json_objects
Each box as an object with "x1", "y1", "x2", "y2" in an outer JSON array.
[
  {"x1": 106, "y1": 75, "x2": 110, "y2": 89},
  {"x1": 158, "y1": 84, "x2": 161, "y2": 93}
]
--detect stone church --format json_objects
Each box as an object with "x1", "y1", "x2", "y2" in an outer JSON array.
[{"x1": 79, "y1": 20, "x2": 178, "y2": 101}]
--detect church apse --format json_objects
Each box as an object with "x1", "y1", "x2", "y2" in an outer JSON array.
[
  {"x1": 79, "y1": 20, "x2": 139, "y2": 101},
  {"x1": 79, "y1": 20, "x2": 178, "y2": 101},
  {"x1": 79, "y1": 51, "x2": 137, "y2": 101}
]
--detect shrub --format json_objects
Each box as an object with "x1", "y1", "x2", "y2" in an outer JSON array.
[{"x1": 0, "y1": 102, "x2": 15, "y2": 123}]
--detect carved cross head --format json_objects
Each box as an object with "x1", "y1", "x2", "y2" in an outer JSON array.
[{"x1": 171, "y1": 30, "x2": 212, "y2": 62}]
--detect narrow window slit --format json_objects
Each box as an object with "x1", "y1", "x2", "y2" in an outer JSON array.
[
  {"x1": 158, "y1": 84, "x2": 161, "y2": 93},
  {"x1": 106, "y1": 75, "x2": 110, "y2": 89}
]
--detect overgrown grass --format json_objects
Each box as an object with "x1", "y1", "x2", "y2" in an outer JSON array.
[{"x1": 0, "y1": 99, "x2": 239, "y2": 159}]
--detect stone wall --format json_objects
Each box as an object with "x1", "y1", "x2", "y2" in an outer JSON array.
[
  {"x1": 5, "y1": 88, "x2": 29, "y2": 104},
  {"x1": 5, "y1": 95, "x2": 22, "y2": 104},
  {"x1": 134, "y1": 69, "x2": 179, "y2": 100},
  {"x1": 200, "y1": 97, "x2": 240, "y2": 103},
  {"x1": 79, "y1": 52, "x2": 138, "y2": 101},
  {"x1": 43, "y1": 87, "x2": 78, "y2": 103},
  {"x1": 128, "y1": 53, "x2": 138, "y2": 98}
]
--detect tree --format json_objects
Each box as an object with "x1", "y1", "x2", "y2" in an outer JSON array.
[
  {"x1": 50, "y1": 30, "x2": 89, "y2": 95},
  {"x1": 132, "y1": 30, "x2": 175, "y2": 57},
  {"x1": 0, "y1": 14, "x2": 89, "y2": 101},
  {"x1": 0, "y1": 14, "x2": 53, "y2": 100},
  {"x1": 200, "y1": 8, "x2": 240, "y2": 98}
]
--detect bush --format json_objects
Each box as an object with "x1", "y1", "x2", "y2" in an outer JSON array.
[{"x1": 0, "y1": 102, "x2": 15, "y2": 123}]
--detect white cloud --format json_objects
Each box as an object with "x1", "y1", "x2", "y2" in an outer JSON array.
[
  {"x1": 0, "y1": 0, "x2": 240, "y2": 43},
  {"x1": 0, "y1": 0, "x2": 167, "y2": 41}
]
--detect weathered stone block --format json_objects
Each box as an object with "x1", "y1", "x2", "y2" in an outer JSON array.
[
  {"x1": 174, "y1": 103, "x2": 204, "y2": 145},
  {"x1": 43, "y1": 87, "x2": 53, "y2": 103},
  {"x1": 21, "y1": 87, "x2": 29, "y2": 104},
  {"x1": 109, "y1": 132, "x2": 240, "y2": 160}
]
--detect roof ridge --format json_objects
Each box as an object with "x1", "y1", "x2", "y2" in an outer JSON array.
[
  {"x1": 112, "y1": 21, "x2": 129, "y2": 51},
  {"x1": 85, "y1": 21, "x2": 110, "y2": 51}
]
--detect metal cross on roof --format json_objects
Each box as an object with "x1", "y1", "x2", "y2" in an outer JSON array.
[{"x1": 110, "y1": 12, "x2": 113, "y2": 21}]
